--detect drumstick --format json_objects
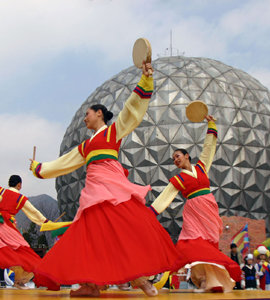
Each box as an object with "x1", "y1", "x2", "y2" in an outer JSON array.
[
  {"x1": 32, "y1": 146, "x2": 36, "y2": 161},
  {"x1": 54, "y1": 211, "x2": 66, "y2": 222}
]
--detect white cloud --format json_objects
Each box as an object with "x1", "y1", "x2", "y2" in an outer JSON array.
[
  {"x1": 220, "y1": 0, "x2": 270, "y2": 36},
  {"x1": 0, "y1": 113, "x2": 65, "y2": 199},
  {"x1": 0, "y1": 0, "x2": 236, "y2": 78}
]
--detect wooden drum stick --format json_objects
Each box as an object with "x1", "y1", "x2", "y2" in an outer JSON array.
[
  {"x1": 54, "y1": 211, "x2": 66, "y2": 222},
  {"x1": 33, "y1": 146, "x2": 36, "y2": 161}
]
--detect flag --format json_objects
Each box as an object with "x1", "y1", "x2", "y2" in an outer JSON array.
[{"x1": 231, "y1": 223, "x2": 249, "y2": 256}]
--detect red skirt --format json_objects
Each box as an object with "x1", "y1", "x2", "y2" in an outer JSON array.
[
  {"x1": 0, "y1": 245, "x2": 41, "y2": 272},
  {"x1": 171, "y1": 238, "x2": 242, "y2": 282},
  {"x1": 34, "y1": 197, "x2": 179, "y2": 289}
]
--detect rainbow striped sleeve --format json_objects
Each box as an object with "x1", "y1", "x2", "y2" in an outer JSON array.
[
  {"x1": 31, "y1": 161, "x2": 44, "y2": 179},
  {"x1": 133, "y1": 74, "x2": 153, "y2": 99},
  {"x1": 207, "y1": 121, "x2": 217, "y2": 138}
]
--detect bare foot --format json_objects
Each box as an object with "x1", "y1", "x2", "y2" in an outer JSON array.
[
  {"x1": 117, "y1": 283, "x2": 131, "y2": 291},
  {"x1": 193, "y1": 279, "x2": 206, "y2": 293},
  {"x1": 70, "y1": 284, "x2": 100, "y2": 297},
  {"x1": 13, "y1": 283, "x2": 30, "y2": 290},
  {"x1": 131, "y1": 277, "x2": 158, "y2": 297}
]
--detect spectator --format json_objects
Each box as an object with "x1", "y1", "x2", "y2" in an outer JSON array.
[
  {"x1": 241, "y1": 254, "x2": 259, "y2": 289},
  {"x1": 254, "y1": 245, "x2": 270, "y2": 290},
  {"x1": 230, "y1": 243, "x2": 242, "y2": 289}
]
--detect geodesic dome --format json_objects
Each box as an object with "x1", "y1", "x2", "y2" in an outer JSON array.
[{"x1": 56, "y1": 56, "x2": 270, "y2": 241}]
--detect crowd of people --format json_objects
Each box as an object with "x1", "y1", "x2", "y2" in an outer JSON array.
[
  {"x1": 0, "y1": 60, "x2": 267, "y2": 297},
  {"x1": 230, "y1": 243, "x2": 270, "y2": 290}
]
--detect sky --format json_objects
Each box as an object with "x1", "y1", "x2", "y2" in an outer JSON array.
[{"x1": 1, "y1": 0, "x2": 270, "y2": 199}]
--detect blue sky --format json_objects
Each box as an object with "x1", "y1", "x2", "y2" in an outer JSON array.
[{"x1": 1, "y1": 0, "x2": 270, "y2": 198}]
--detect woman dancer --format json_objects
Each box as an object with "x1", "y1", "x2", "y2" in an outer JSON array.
[
  {"x1": 0, "y1": 175, "x2": 50, "y2": 288},
  {"x1": 150, "y1": 116, "x2": 241, "y2": 292},
  {"x1": 30, "y1": 62, "x2": 179, "y2": 297}
]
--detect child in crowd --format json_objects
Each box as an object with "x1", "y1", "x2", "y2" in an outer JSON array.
[
  {"x1": 241, "y1": 254, "x2": 259, "y2": 289},
  {"x1": 254, "y1": 245, "x2": 270, "y2": 290}
]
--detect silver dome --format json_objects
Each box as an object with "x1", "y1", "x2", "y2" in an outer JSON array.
[{"x1": 56, "y1": 56, "x2": 270, "y2": 241}]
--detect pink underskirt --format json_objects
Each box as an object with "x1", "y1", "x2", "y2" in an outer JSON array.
[
  {"x1": 74, "y1": 160, "x2": 151, "y2": 222},
  {"x1": 179, "y1": 193, "x2": 223, "y2": 244},
  {"x1": 0, "y1": 222, "x2": 29, "y2": 249}
]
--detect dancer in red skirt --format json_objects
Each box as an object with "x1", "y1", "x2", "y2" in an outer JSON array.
[
  {"x1": 0, "y1": 175, "x2": 50, "y2": 288},
  {"x1": 150, "y1": 116, "x2": 242, "y2": 292},
  {"x1": 30, "y1": 62, "x2": 179, "y2": 297}
]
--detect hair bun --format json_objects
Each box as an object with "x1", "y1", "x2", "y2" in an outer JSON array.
[{"x1": 105, "y1": 111, "x2": 113, "y2": 121}]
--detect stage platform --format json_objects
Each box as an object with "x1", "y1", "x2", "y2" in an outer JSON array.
[{"x1": 1, "y1": 289, "x2": 270, "y2": 300}]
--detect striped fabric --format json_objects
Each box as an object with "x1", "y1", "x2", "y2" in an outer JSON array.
[
  {"x1": 34, "y1": 163, "x2": 44, "y2": 179},
  {"x1": 134, "y1": 84, "x2": 153, "y2": 99},
  {"x1": 196, "y1": 161, "x2": 207, "y2": 175},
  {"x1": 0, "y1": 187, "x2": 4, "y2": 195},
  {"x1": 0, "y1": 187, "x2": 4, "y2": 204},
  {"x1": 106, "y1": 125, "x2": 112, "y2": 142},
  {"x1": 79, "y1": 141, "x2": 87, "y2": 157},
  {"x1": 187, "y1": 188, "x2": 211, "y2": 199},
  {"x1": 86, "y1": 149, "x2": 118, "y2": 166},
  {"x1": 207, "y1": 127, "x2": 217, "y2": 138},
  {"x1": 15, "y1": 194, "x2": 25, "y2": 210},
  {"x1": 174, "y1": 174, "x2": 186, "y2": 190}
]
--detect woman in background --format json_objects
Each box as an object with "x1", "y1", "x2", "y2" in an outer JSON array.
[
  {"x1": 0, "y1": 175, "x2": 50, "y2": 289},
  {"x1": 150, "y1": 116, "x2": 241, "y2": 292}
]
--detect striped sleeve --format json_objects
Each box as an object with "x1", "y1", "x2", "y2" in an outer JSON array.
[
  {"x1": 31, "y1": 147, "x2": 85, "y2": 179},
  {"x1": 115, "y1": 74, "x2": 154, "y2": 141},
  {"x1": 199, "y1": 121, "x2": 218, "y2": 173},
  {"x1": 133, "y1": 74, "x2": 153, "y2": 99}
]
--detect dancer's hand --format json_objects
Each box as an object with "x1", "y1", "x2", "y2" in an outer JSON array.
[
  {"x1": 142, "y1": 61, "x2": 153, "y2": 77},
  {"x1": 205, "y1": 115, "x2": 215, "y2": 122},
  {"x1": 29, "y1": 159, "x2": 33, "y2": 171}
]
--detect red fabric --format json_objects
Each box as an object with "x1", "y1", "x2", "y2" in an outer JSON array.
[
  {"x1": 170, "y1": 275, "x2": 180, "y2": 289},
  {"x1": 0, "y1": 245, "x2": 40, "y2": 271},
  {"x1": 0, "y1": 187, "x2": 28, "y2": 216},
  {"x1": 78, "y1": 123, "x2": 121, "y2": 159},
  {"x1": 260, "y1": 273, "x2": 266, "y2": 290},
  {"x1": 171, "y1": 237, "x2": 242, "y2": 282},
  {"x1": 34, "y1": 197, "x2": 179, "y2": 289},
  {"x1": 169, "y1": 160, "x2": 210, "y2": 198},
  {"x1": 0, "y1": 245, "x2": 59, "y2": 290}
]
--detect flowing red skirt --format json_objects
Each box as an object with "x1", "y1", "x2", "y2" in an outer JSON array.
[
  {"x1": 0, "y1": 245, "x2": 41, "y2": 272},
  {"x1": 171, "y1": 238, "x2": 242, "y2": 282},
  {"x1": 0, "y1": 245, "x2": 59, "y2": 290},
  {"x1": 34, "y1": 197, "x2": 179, "y2": 289}
]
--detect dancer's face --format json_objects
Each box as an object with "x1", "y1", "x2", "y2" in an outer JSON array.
[
  {"x1": 172, "y1": 151, "x2": 190, "y2": 169},
  {"x1": 84, "y1": 108, "x2": 102, "y2": 130}
]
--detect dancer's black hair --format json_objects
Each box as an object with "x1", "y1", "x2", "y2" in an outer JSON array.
[
  {"x1": 174, "y1": 148, "x2": 191, "y2": 162},
  {"x1": 90, "y1": 104, "x2": 113, "y2": 124}
]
